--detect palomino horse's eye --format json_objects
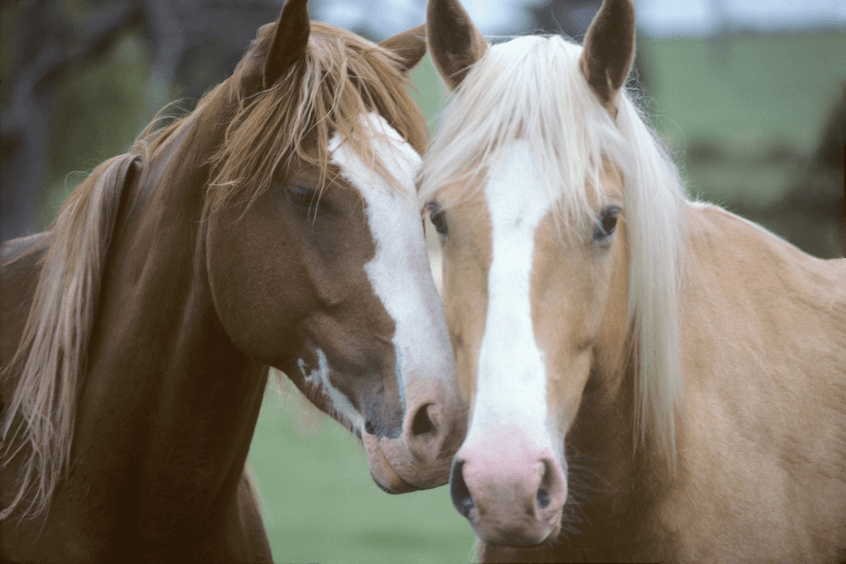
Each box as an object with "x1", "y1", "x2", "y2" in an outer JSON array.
[
  {"x1": 287, "y1": 185, "x2": 320, "y2": 211},
  {"x1": 594, "y1": 205, "x2": 622, "y2": 243},
  {"x1": 425, "y1": 201, "x2": 449, "y2": 238}
]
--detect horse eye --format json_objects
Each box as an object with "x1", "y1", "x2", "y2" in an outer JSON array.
[
  {"x1": 594, "y1": 205, "x2": 621, "y2": 242},
  {"x1": 287, "y1": 185, "x2": 319, "y2": 210},
  {"x1": 425, "y1": 201, "x2": 448, "y2": 238}
]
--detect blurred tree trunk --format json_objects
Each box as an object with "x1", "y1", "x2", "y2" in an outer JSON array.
[
  {"x1": 1, "y1": 1, "x2": 140, "y2": 241},
  {"x1": 0, "y1": 0, "x2": 285, "y2": 241},
  {"x1": 138, "y1": 0, "x2": 188, "y2": 129}
]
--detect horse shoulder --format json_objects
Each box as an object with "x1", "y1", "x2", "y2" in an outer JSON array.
[
  {"x1": 0, "y1": 233, "x2": 49, "y2": 556},
  {"x1": 1, "y1": 232, "x2": 51, "y2": 377},
  {"x1": 665, "y1": 203, "x2": 846, "y2": 562},
  {"x1": 681, "y1": 202, "x2": 846, "y2": 363}
]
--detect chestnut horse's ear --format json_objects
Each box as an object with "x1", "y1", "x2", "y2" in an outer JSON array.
[
  {"x1": 264, "y1": 0, "x2": 311, "y2": 90},
  {"x1": 426, "y1": 0, "x2": 487, "y2": 91},
  {"x1": 579, "y1": 0, "x2": 636, "y2": 115},
  {"x1": 379, "y1": 24, "x2": 427, "y2": 74}
]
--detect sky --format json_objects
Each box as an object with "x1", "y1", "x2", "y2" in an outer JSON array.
[{"x1": 314, "y1": 0, "x2": 846, "y2": 39}]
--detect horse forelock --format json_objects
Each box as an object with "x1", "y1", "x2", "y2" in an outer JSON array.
[
  {"x1": 419, "y1": 34, "x2": 688, "y2": 467},
  {"x1": 206, "y1": 21, "x2": 428, "y2": 212},
  {"x1": 419, "y1": 36, "x2": 619, "y2": 229}
]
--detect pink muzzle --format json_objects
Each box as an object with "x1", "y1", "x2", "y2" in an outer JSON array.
[{"x1": 450, "y1": 425, "x2": 567, "y2": 546}]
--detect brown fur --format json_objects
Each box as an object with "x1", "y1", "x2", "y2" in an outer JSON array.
[
  {"x1": 426, "y1": 0, "x2": 488, "y2": 91},
  {"x1": 0, "y1": 4, "x2": 453, "y2": 562},
  {"x1": 378, "y1": 23, "x2": 428, "y2": 73},
  {"x1": 578, "y1": 0, "x2": 636, "y2": 114}
]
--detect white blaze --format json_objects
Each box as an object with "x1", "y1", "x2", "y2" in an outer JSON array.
[
  {"x1": 469, "y1": 140, "x2": 559, "y2": 452},
  {"x1": 329, "y1": 113, "x2": 456, "y2": 419},
  {"x1": 298, "y1": 349, "x2": 364, "y2": 430}
]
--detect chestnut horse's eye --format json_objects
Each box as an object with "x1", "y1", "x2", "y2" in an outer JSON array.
[
  {"x1": 426, "y1": 201, "x2": 449, "y2": 238},
  {"x1": 287, "y1": 184, "x2": 320, "y2": 211},
  {"x1": 594, "y1": 205, "x2": 621, "y2": 243}
]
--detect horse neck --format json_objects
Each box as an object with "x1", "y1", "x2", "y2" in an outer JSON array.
[
  {"x1": 63, "y1": 106, "x2": 269, "y2": 536},
  {"x1": 569, "y1": 229, "x2": 643, "y2": 492},
  {"x1": 562, "y1": 252, "x2": 672, "y2": 551},
  {"x1": 554, "y1": 357, "x2": 673, "y2": 561}
]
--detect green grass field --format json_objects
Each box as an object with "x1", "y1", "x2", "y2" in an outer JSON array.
[
  {"x1": 248, "y1": 380, "x2": 476, "y2": 563},
  {"x1": 642, "y1": 31, "x2": 845, "y2": 156}
]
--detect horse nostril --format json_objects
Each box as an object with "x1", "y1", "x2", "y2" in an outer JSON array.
[
  {"x1": 536, "y1": 487, "x2": 551, "y2": 509},
  {"x1": 450, "y1": 461, "x2": 474, "y2": 518},
  {"x1": 410, "y1": 403, "x2": 435, "y2": 436},
  {"x1": 364, "y1": 420, "x2": 375, "y2": 435}
]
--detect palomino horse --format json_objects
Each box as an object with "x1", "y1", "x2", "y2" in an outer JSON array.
[
  {"x1": 0, "y1": 1, "x2": 466, "y2": 561},
  {"x1": 420, "y1": 0, "x2": 846, "y2": 561}
]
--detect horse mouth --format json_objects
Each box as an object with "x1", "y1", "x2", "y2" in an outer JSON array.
[
  {"x1": 361, "y1": 432, "x2": 421, "y2": 494},
  {"x1": 371, "y1": 472, "x2": 419, "y2": 494},
  {"x1": 475, "y1": 515, "x2": 563, "y2": 548}
]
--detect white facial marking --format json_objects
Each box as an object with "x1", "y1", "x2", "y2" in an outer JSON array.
[
  {"x1": 329, "y1": 113, "x2": 456, "y2": 417},
  {"x1": 298, "y1": 349, "x2": 364, "y2": 430},
  {"x1": 469, "y1": 140, "x2": 559, "y2": 452}
]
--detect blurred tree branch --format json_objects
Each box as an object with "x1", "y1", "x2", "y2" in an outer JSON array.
[
  {"x1": 1, "y1": 1, "x2": 142, "y2": 240},
  {"x1": 1, "y1": 0, "x2": 284, "y2": 241}
]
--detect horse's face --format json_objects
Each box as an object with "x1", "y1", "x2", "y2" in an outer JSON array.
[
  {"x1": 208, "y1": 117, "x2": 463, "y2": 492},
  {"x1": 425, "y1": 0, "x2": 637, "y2": 547},
  {"x1": 204, "y1": 0, "x2": 465, "y2": 493},
  {"x1": 429, "y1": 144, "x2": 627, "y2": 545}
]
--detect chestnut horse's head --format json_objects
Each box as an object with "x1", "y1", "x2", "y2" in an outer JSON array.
[
  {"x1": 203, "y1": 0, "x2": 465, "y2": 493},
  {"x1": 422, "y1": 0, "x2": 684, "y2": 546}
]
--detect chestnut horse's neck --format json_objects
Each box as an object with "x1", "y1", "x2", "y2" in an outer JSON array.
[{"x1": 2, "y1": 97, "x2": 271, "y2": 559}]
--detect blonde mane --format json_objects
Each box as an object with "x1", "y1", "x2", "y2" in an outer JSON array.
[
  {"x1": 418, "y1": 35, "x2": 687, "y2": 463},
  {"x1": 1, "y1": 20, "x2": 426, "y2": 522}
]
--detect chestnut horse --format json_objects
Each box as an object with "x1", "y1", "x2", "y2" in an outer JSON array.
[
  {"x1": 420, "y1": 0, "x2": 846, "y2": 561},
  {"x1": 0, "y1": 1, "x2": 465, "y2": 561}
]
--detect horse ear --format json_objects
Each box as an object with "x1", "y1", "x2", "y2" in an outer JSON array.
[
  {"x1": 379, "y1": 24, "x2": 427, "y2": 74},
  {"x1": 426, "y1": 0, "x2": 487, "y2": 91},
  {"x1": 264, "y1": 0, "x2": 311, "y2": 90},
  {"x1": 579, "y1": 0, "x2": 636, "y2": 114}
]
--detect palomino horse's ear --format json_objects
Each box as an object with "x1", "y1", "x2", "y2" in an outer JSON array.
[
  {"x1": 264, "y1": 0, "x2": 311, "y2": 90},
  {"x1": 379, "y1": 24, "x2": 427, "y2": 74},
  {"x1": 579, "y1": 0, "x2": 636, "y2": 115},
  {"x1": 426, "y1": 0, "x2": 487, "y2": 91}
]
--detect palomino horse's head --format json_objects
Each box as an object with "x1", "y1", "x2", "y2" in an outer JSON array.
[
  {"x1": 421, "y1": 0, "x2": 682, "y2": 546},
  {"x1": 204, "y1": 0, "x2": 464, "y2": 493}
]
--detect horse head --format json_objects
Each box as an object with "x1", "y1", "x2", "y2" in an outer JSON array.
[
  {"x1": 422, "y1": 0, "x2": 643, "y2": 546},
  {"x1": 204, "y1": 0, "x2": 465, "y2": 493}
]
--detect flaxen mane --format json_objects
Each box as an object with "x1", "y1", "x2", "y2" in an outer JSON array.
[
  {"x1": 418, "y1": 35, "x2": 687, "y2": 463},
  {"x1": 1, "y1": 20, "x2": 426, "y2": 521}
]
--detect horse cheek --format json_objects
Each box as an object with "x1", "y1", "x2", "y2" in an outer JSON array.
[{"x1": 204, "y1": 207, "x2": 307, "y2": 366}]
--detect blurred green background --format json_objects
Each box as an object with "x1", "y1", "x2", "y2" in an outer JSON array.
[
  {"x1": 250, "y1": 378, "x2": 475, "y2": 563},
  {"x1": 1, "y1": 1, "x2": 843, "y2": 562}
]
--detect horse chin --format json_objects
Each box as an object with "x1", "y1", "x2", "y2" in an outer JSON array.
[
  {"x1": 474, "y1": 512, "x2": 563, "y2": 548},
  {"x1": 361, "y1": 432, "x2": 421, "y2": 494}
]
